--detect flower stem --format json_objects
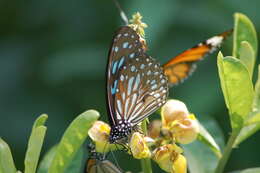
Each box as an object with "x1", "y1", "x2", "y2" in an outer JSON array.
[
  {"x1": 140, "y1": 120, "x2": 153, "y2": 173},
  {"x1": 215, "y1": 129, "x2": 240, "y2": 173}
]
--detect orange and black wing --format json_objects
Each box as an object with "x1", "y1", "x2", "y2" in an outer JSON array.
[{"x1": 163, "y1": 30, "x2": 232, "y2": 86}]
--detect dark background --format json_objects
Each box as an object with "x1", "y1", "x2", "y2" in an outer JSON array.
[{"x1": 0, "y1": 0, "x2": 259, "y2": 172}]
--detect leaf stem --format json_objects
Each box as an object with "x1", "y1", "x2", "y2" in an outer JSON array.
[
  {"x1": 140, "y1": 120, "x2": 153, "y2": 173},
  {"x1": 215, "y1": 129, "x2": 240, "y2": 173}
]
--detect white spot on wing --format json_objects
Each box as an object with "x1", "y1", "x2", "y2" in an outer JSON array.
[
  {"x1": 206, "y1": 36, "x2": 223, "y2": 47},
  {"x1": 123, "y1": 42, "x2": 129, "y2": 48},
  {"x1": 114, "y1": 46, "x2": 119, "y2": 52}
]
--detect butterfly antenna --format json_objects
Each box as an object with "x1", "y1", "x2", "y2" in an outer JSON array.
[{"x1": 112, "y1": 0, "x2": 129, "y2": 25}]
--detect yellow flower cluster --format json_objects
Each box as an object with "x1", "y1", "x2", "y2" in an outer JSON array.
[{"x1": 88, "y1": 99, "x2": 199, "y2": 173}]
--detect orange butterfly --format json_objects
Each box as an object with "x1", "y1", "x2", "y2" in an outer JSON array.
[{"x1": 163, "y1": 30, "x2": 232, "y2": 86}]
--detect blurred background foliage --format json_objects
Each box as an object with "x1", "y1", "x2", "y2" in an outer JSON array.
[{"x1": 0, "y1": 0, "x2": 259, "y2": 172}]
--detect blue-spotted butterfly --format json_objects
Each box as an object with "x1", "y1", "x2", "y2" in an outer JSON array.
[{"x1": 106, "y1": 25, "x2": 231, "y2": 144}]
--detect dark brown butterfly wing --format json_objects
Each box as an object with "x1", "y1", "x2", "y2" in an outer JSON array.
[
  {"x1": 106, "y1": 26, "x2": 168, "y2": 127},
  {"x1": 163, "y1": 30, "x2": 232, "y2": 86},
  {"x1": 86, "y1": 159, "x2": 123, "y2": 173}
]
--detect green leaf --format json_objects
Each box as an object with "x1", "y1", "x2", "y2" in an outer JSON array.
[
  {"x1": 24, "y1": 114, "x2": 48, "y2": 173},
  {"x1": 184, "y1": 141, "x2": 219, "y2": 173},
  {"x1": 239, "y1": 41, "x2": 255, "y2": 79},
  {"x1": 233, "y1": 13, "x2": 258, "y2": 58},
  {"x1": 253, "y1": 65, "x2": 260, "y2": 111},
  {"x1": 245, "y1": 111, "x2": 260, "y2": 125},
  {"x1": 65, "y1": 147, "x2": 85, "y2": 173},
  {"x1": 32, "y1": 114, "x2": 48, "y2": 130},
  {"x1": 0, "y1": 138, "x2": 17, "y2": 173},
  {"x1": 217, "y1": 52, "x2": 254, "y2": 129},
  {"x1": 235, "y1": 66, "x2": 260, "y2": 146},
  {"x1": 230, "y1": 167, "x2": 260, "y2": 173},
  {"x1": 38, "y1": 145, "x2": 85, "y2": 173},
  {"x1": 197, "y1": 121, "x2": 222, "y2": 158},
  {"x1": 235, "y1": 121, "x2": 260, "y2": 146},
  {"x1": 48, "y1": 109, "x2": 99, "y2": 173},
  {"x1": 38, "y1": 146, "x2": 57, "y2": 173}
]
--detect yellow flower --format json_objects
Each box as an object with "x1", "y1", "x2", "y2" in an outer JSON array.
[
  {"x1": 169, "y1": 114, "x2": 199, "y2": 144},
  {"x1": 172, "y1": 154, "x2": 187, "y2": 173},
  {"x1": 161, "y1": 100, "x2": 199, "y2": 144},
  {"x1": 153, "y1": 144, "x2": 185, "y2": 173},
  {"x1": 148, "y1": 120, "x2": 162, "y2": 139},
  {"x1": 88, "y1": 121, "x2": 116, "y2": 152},
  {"x1": 128, "y1": 12, "x2": 148, "y2": 38},
  {"x1": 129, "y1": 132, "x2": 151, "y2": 159},
  {"x1": 88, "y1": 121, "x2": 110, "y2": 142},
  {"x1": 161, "y1": 99, "x2": 189, "y2": 128}
]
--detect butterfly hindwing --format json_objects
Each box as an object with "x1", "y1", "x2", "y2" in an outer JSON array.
[{"x1": 114, "y1": 53, "x2": 168, "y2": 125}]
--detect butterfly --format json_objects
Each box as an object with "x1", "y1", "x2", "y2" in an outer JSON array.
[
  {"x1": 85, "y1": 144, "x2": 123, "y2": 173},
  {"x1": 106, "y1": 26, "x2": 231, "y2": 144}
]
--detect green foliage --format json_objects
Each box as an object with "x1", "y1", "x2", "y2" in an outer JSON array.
[
  {"x1": 231, "y1": 168, "x2": 260, "y2": 173},
  {"x1": 217, "y1": 53, "x2": 254, "y2": 129},
  {"x1": 185, "y1": 117, "x2": 224, "y2": 173},
  {"x1": 233, "y1": 13, "x2": 258, "y2": 59},
  {"x1": 38, "y1": 146, "x2": 57, "y2": 173},
  {"x1": 0, "y1": 138, "x2": 17, "y2": 173},
  {"x1": 24, "y1": 114, "x2": 48, "y2": 173},
  {"x1": 0, "y1": 110, "x2": 98, "y2": 173},
  {"x1": 215, "y1": 12, "x2": 259, "y2": 173},
  {"x1": 239, "y1": 41, "x2": 255, "y2": 78},
  {"x1": 197, "y1": 121, "x2": 222, "y2": 158},
  {"x1": 48, "y1": 110, "x2": 99, "y2": 173},
  {"x1": 184, "y1": 141, "x2": 218, "y2": 173}
]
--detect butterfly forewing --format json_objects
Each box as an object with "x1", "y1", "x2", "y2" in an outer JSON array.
[
  {"x1": 163, "y1": 29, "x2": 232, "y2": 86},
  {"x1": 106, "y1": 26, "x2": 168, "y2": 128}
]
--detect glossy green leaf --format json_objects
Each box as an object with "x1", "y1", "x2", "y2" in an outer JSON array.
[
  {"x1": 230, "y1": 167, "x2": 260, "y2": 173},
  {"x1": 25, "y1": 114, "x2": 48, "y2": 173},
  {"x1": 245, "y1": 111, "x2": 260, "y2": 125},
  {"x1": 0, "y1": 138, "x2": 17, "y2": 173},
  {"x1": 239, "y1": 41, "x2": 255, "y2": 79},
  {"x1": 235, "y1": 66, "x2": 260, "y2": 146},
  {"x1": 38, "y1": 146, "x2": 57, "y2": 173},
  {"x1": 48, "y1": 109, "x2": 99, "y2": 173},
  {"x1": 253, "y1": 65, "x2": 260, "y2": 111},
  {"x1": 64, "y1": 147, "x2": 85, "y2": 173},
  {"x1": 235, "y1": 119, "x2": 260, "y2": 146},
  {"x1": 32, "y1": 114, "x2": 48, "y2": 130},
  {"x1": 184, "y1": 141, "x2": 219, "y2": 173},
  {"x1": 197, "y1": 121, "x2": 222, "y2": 158},
  {"x1": 217, "y1": 52, "x2": 254, "y2": 129},
  {"x1": 38, "y1": 145, "x2": 85, "y2": 173},
  {"x1": 233, "y1": 13, "x2": 258, "y2": 58}
]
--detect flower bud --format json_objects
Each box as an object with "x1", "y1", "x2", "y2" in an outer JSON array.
[
  {"x1": 130, "y1": 132, "x2": 151, "y2": 159},
  {"x1": 172, "y1": 154, "x2": 187, "y2": 173},
  {"x1": 161, "y1": 99, "x2": 189, "y2": 128},
  {"x1": 88, "y1": 121, "x2": 110, "y2": 142},
  {"x1": 153, "y1": 144, "x2": 183, "y2": 173},
  {"x1": 169, "y1": 114, "x2": 199, "y2": 144},
  {"x1": 88, "y1": 121, "x2": 115, "y2": 152},
  {"x1": 148, "y1": 120, "x2": 162, "y2": 139}
]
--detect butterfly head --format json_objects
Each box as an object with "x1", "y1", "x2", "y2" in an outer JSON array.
[{"x1": 109, "y1": 120, "x2": 133, "y2": 143}]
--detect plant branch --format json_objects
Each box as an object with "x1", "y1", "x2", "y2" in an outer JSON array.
[{"x1": 215, "y1": 129, "x2": 241, "y2": 173}]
